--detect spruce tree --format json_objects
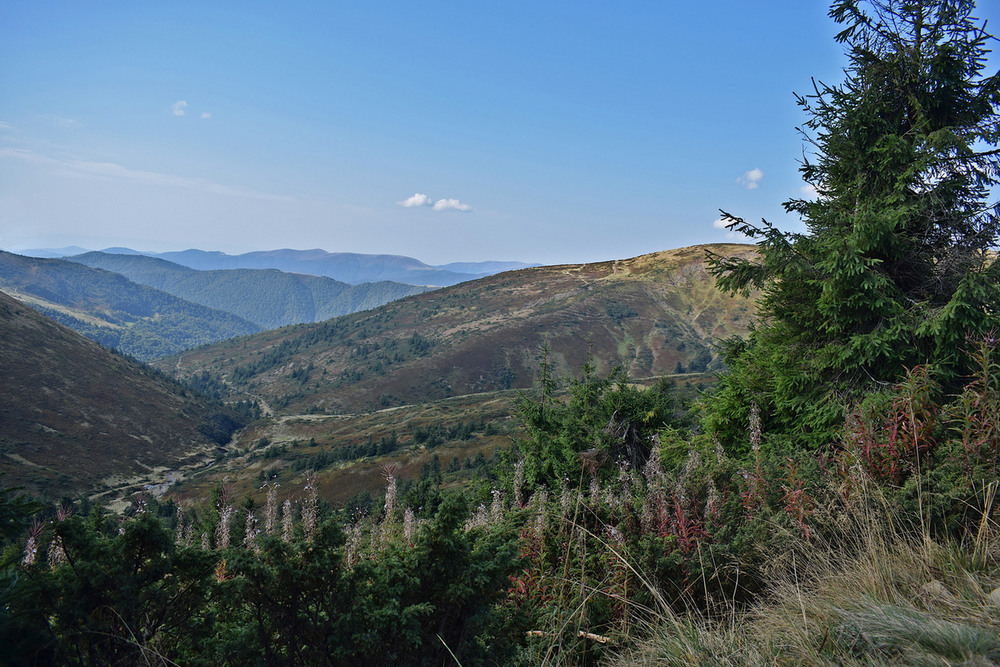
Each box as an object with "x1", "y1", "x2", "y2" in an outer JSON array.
[{"x1": 707, "y1": 0, "x2": 1000, "y2": 449}]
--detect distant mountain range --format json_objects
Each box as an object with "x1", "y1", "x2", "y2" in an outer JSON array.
[
  {"x1": 0, "y1": 251, "x2": 430, "y2": 360},
  {"x1": 0, "y1": 289, "x2": 245, "y2": 500},
  {"x1": 0, "y1": 251, "x2": 260, "y2": 360},
  {"x1": 20, "y1": 246, "x2": 538, "y2": 286},
  {"x1": 66, "y1": 251, "x2": 430, "y2": 331}
]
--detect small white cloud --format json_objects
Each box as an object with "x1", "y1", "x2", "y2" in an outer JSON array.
[
  {"x1": 171, "y1": 100, "x2": 188, "y2": 116},
  {"x1": 398, "y1": 193, "x2": 433, "y2": 207},
  {"x1": 200, "y1": 111, "x2": 212, "y2": 119},
  {"x1": 397, "y1": 192, "x2": 473, "y2": 211},
  {"x1": 0, "y1": 120, "x2": 13, "y2": 130},
  {"x1": 432, "y1": 198, "x2": 472, "y2": 212},
  {"x1": 737, "y1": 167, "x2": 764, "y2": 190},
  {"x1": 800, "y1": 183, "x2": 818, "y2": 198},
  {"x1": 712, "y1": 218, "x2": 730, "y2": 229}
]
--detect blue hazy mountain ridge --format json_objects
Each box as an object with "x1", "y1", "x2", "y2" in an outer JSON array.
[
  {"x1": 149, "y1": 248, "x2": 478, "y2": 286},
  {"x1": 0, "y1": 251, "x2": 260, "y2": 360},
  {"x1": 67, "y1": 251, "x2": 429, "y2": 330},
  {"x1": 436, "y1": 260, "x2": 540, "y2": 274},
  {"x1": 17, "y1": 246, "x2": 93, "y2": 258},
  {"x1": 20, "y1": 246, "x2": 538, "y2": 285},
  {"x1": 149, "y1": 250, "x2": 536, "y2": 283}
]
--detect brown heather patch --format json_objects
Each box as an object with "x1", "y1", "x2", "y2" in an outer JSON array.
[{"x1": 0, "y1": 291, "x2": 242, "y2": 501}]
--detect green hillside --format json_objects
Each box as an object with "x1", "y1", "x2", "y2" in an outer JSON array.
[{"x1": 0, "y1": 251, "x2": 260, "y2": 360}]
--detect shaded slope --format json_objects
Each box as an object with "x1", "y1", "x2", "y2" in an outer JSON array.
[
  {"x1": 161, "y1": 244, "x2": 758, "y2": 414},
  {"x1": 68, "y1": 251, "x2": 430, "y2": 329},
  {"x1": 0, "y1": 251, "x2": 259, "y2": 360},
  {"x1": 0, "y1": 291, "x2": 244, "y2": 499}
]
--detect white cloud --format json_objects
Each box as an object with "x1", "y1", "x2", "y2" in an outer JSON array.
[
  {"x1": 200, "y1": 112, "x2": 212, "y2": 119},
  {"x1": 712, "y1": 217, "x2": 730, "y2": 229},
  {"x1": 0, "y1": 120, "x2": 13, "y2": 130},
  {"x1": 737, "y1": 167, "x2": 764, "y2": 190},
  {"x1": 800, "y1": 183, "x2": 818, "y2": 198},
  {"x1": 171, "y1": 100, "x2": 188, "y2": 116},
  {"x1": 432, "y1": 198, "x2": 472, "y2": 212},
  {"x1": 397, "y1": 192, "x2": 473, "y2": 211},
  {"x1": 398, "y1": 193, "x2": 433, "y2": 207}
]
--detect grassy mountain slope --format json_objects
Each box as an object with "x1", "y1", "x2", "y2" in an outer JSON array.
[
  {"x1": 161, "y1": 244, "x2": 758, "y2": 414},
  {"x1": 67, "y1": 251, "x2": 430, "y2": 329},
  {"x1": 0, "y1": 290, "x2": 245, "y2": 500},
  {"x1": 0, "y1": 251, "x2": 260, "y2": 360}
]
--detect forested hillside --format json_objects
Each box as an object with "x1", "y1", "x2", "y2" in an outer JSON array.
[{"x1": 0, "y1": 251, "x2": 259, "y2": 360}]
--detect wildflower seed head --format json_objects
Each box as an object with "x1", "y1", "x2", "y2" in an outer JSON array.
[
  {"x1": 216, "y1": 505, "x2": 233, "y2": 549},
  {"x1": 264, "y1": 483, "x2": 279, "y2": 535},
  {"x1": 282, "y1": 499, "x2": 294, "y2": 543},
  {"x1": 513, "y1": 459, "x2": 525, "y2": 508},
  {"x1": 47, "y1": 536, "x2": 67, "y2": 569},
  {"x1": 749, "y1": 402, "x2": 762, "y2": 453},
  {"x1": 403, "y1": 507, "x2": 416, "y2": 544}
]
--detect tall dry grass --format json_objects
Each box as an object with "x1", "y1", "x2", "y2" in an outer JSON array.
[{"x1": 608, "y1": 476, "x2": 1000, "y2": 666}]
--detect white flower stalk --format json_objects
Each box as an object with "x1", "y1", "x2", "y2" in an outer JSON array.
[
  {"x1": 513, "y1": 459, "x2": 525, "y2": 508},
  {"x1": 216, "y1": 506, "x2": 233, "y2": 549},
  {"x1": 22, "y1": 519, "x2": 43, "y2": 567},
  {"x1": 302, "y1": 471, "x2": 318, "y2": 543},
  {"x1": 403, "y1": 507, "x2": 416, "y2": 545},
  {"x1": 464, "y1": 503, "x2": 489, "y2": 532},
  {"x1": 244, "y1": 510, "x2": 260, "y2": 553},
  {"x1": 47, "y1": 536, "x2": 67, "y2": 569},
  {"x1": 749, "y1": 402, "x2": 761, "y2": 454},
  {"x1": 345, "y1": 523, "x2": 362, "y2": 566},
  {"x1": 380, "y1": 464, "x2": 399, "y2": 520},
  {"x1": 282, "y1": 499, "x2": 294, "y2": 543},
  {"x1": 175, "y1": 504, "x2": 185, "y2": 546},
  {"x1": 489, "y1": 488, "x2": 504, "y2": 524},
  {"x1": 264, "y1": 483, "x2": 279, "y2": 535},
  {"x1": 589, "y1": 474, "x2": 601, "y2": 505}
]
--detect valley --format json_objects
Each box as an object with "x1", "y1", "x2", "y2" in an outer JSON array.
[
  {"x1": 1, "y1": 242, "x2": 756, "y2": 506},
  {"x1": 0, "y1": 290, "x2": 245, "y2": 500}
]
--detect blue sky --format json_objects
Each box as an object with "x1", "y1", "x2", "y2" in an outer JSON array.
[{"x1": 2, "y1": 2, "x2": 997, "y2": 265}]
